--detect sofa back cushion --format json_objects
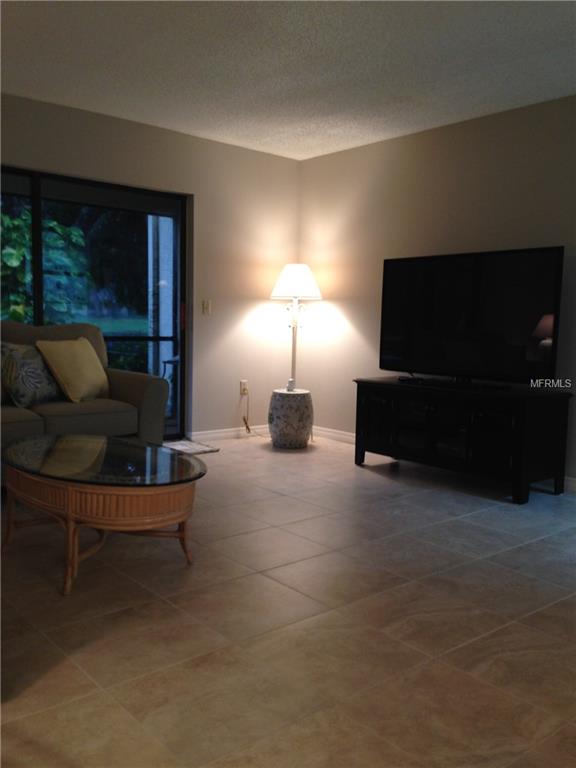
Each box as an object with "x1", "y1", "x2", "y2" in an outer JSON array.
[
  {"x1": 1, "y1": 321, "x2": 108, "y2": 367},
  {"x1": 36, "y1": 337, "x2": 109, "y2": 402}
]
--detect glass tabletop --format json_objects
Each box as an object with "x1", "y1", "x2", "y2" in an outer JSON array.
[{"x1": 2, "y1": 435, "x2": 207, "y2": 487}]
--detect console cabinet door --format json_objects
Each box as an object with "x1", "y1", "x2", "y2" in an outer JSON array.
[
  {"x1": 469, "y1": 408, "x2": 516, "y2": 474},
  {"x1": 363, "y1": 392, "x2": 396, "y2": 454}
]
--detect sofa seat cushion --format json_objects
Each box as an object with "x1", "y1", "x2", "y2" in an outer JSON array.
[
  {"x1": 31, "y1": 399, "x2": 137, "y2": 437},
  {"x1": 2, "y1": 405, "x2": 45, "y2": 445}
]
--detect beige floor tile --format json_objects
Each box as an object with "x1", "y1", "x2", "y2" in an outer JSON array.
[
  {"x1": 445, "y1": 622, "x2": 576, "y2": 720},
  {"x1": 1, "y1": 604, "x2": 36, "y2": 642},
  {"x1": 520, "y1": 595, "x2": 576, "y2": 643},
  {"x1": 3, "y1": 564, "x2": 157, "y2": 630},
  {"x1": 342, "y1": 533, "x2": 472, "y2": 578},
  {"x1": 423, "y1": 560, "x2": 570, "y2": 619},
  {"x1": 249, "y1": 471, "x2": 333, "y2": 496},
  {"x1": 289, "y1": 483, "x2": 387, "y2": 513},
  {"x1": 505, "y1": 723, "x2": 576, "y2": 767},
  {"x1": 282, "y1": 512, "x2": 391, "y2": 549},
  {"x1": 236, "y1": 610, "x2": 425, "y2": 700},
  {"x1": 343, "y1": 661, "x2": 562, "y2": 768},
  {"x1": 170, "y1": 573, "x2": 326, "y2": 640},
  {"x1": 1, "y1": 691, "x2": 183, "y2": 767},
  {"x1": 196, "y1": 478, "x2": 280, "y2": 507},
  {"x1": 339, "y1": 580, "x2": 508, "y2": 655},
  {"x1": 46, "y1": 599, "x2": 229, "y2": 687},
  {"x1": 187, "y1": 505, "x2": 270, "y2": 544},
  {"x1": 265, "y1": 552, "x2": 405, "y2": 607},
  {"x1": 232, "y1": 494, "x2": 332, "y2": 525},
  {"x1": 209, "y1": 527, "x2": 328, "y2": 570},
  {"x1": 414, "y1": 518, "x2": 524, "y2": 557},
  {"x1": 466, "y1": 503, "x2": 576, "y2": 540},
  {"x1": 6, "y1": 437, "x2": 573, "y2": 768},
  {"x1": 210, "y1": 705, "x2": 425, "y2": 767},
  {"x1": 491, "y1": 539, "x2": 576, "y2": 590},
  {"x1": 406, "y1": 488, "x2": 497, "y2": 517},
  {"x1": 320, "y1": 468, "x2": 413, "y2": 494},
  {"x1": 3, "y1": 525, "x2": 104, "y2": 590},
  {"x1": 2, "y1": 629, "x2": 97, "y2": 724},
  {"x1": 101, "y1": 534, "x2": 253, "y2": 596},
  {"x1": 343, "y1": 497, "x2": 456, "y2": 535},
  {"x1": 516, "y1": 492, "x2": 576, "y2": 513},
  {"x1": 111, "y1": 648, "x2": 330, "y2": 766},
  {"x1": 539, "y1": 525, "x2": 576, "y2": 548}
]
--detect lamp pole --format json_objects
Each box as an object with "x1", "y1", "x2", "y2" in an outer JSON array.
[{"x1": 288, "y1": 298, "x2": 299, "y2": 391}]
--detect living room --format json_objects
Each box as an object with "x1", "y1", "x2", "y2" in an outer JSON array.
[{"x1": 2, "y1": 2, "x2": 576, "y2": 767}]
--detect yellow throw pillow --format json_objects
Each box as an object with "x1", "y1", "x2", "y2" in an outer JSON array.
[{"x1": 36, "y1": 337, "x2": 109, "y2": 403}]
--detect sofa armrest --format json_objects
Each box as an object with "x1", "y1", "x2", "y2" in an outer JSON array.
[{"x1": 106, "y1": 368, "x2": 169, "y2": 445}]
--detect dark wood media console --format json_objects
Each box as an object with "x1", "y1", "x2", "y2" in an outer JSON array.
[{"x1": 354, "y1": 377, "x2": 572, "y2": 504}]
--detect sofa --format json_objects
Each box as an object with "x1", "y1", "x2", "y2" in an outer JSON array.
[{"x1": 1, "y1": 321, "x2": 169, "y2": 445}]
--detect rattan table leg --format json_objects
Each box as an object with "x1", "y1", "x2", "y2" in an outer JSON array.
[
  {"x1": 178, "y1": 521, "x2": 193, "y2": 565},
  {"x1": 64, "y1": 518, "x2": 78, "y2": 596},
  {"x1": 2, "y1": 491, "x2": 15, "y2": 550}
]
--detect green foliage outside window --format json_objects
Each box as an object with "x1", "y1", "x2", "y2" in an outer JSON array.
[
  {"x1": 1, "y1": 198, "x2": 91, "y2": 324},
  {"x1": 1, "y1": 201, "x2": 33, "y2": 322},
  {"x1": 42, "y1": 219, "x2": 93, "y2": 324}
]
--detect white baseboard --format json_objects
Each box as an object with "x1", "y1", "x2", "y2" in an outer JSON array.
[
  {"x1": 312, "y1": 425, "x2": 356, "y2": 444},
  {"x1": 566, "y1": 476, "x2": 576, "y2": 493},
  {"x1": 189, "y1": 424, "x2": 355, "y2": 444},
  {"x1": 188, "y1": 425, "x2": 269, "y2": 442}
]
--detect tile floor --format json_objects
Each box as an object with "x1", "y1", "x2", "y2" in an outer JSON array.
[{"x1": 2, "y1": 436, "x2": 576, "y2": 767}]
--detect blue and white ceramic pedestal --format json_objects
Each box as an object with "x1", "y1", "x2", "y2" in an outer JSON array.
[{"x1": 268, "y1": 389, "x2": 313, "y2": 449}]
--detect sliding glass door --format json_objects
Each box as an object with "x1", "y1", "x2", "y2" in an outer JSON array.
[{"x1": 1, "y1": 168, "x2": 187, "y2": 437}]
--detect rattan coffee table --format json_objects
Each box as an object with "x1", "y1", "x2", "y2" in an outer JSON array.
[{"x1": 3, "y1": 434, "x2": 207, "y2": 595}]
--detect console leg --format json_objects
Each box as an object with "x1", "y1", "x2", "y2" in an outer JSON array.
[
  {"x1": 354, "y1": 445, "x2": 365, "y2": 466},
  {"x1": 554, "y1": 475, "x2": 565, "y2": 495},
  {"x1": 512, "y1": 482, "x2": 530, "y2": 505}
]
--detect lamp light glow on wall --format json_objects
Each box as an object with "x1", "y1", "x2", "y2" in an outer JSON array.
[{"x1": 270, "y1": 263, "x2": 322, "y2": 391}]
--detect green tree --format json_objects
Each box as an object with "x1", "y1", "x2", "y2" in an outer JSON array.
[
  {"x1": 1, "y1": 202, "x2": 33, "y2": 321},
  {"x1": 1, "y1": 197, "x2": 92, "y2": 323},
  {"x1": 42, "y1": 219, "x2": 92, "y2": 324}
]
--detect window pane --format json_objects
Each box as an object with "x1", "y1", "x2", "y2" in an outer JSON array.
[
  {"x1": 42, "y1": 201, "x2": 147, "y2": 332},
  {"x1": 1, "y1": 192, "x2": 34, "y2": 322},
  {"x1": 106, "y1": 339, "x2": 180, "y2": 426},
  {"x1": 42, "y1": 201, "x2": 177, "y2": 338},
  {"x1": 0, "y1": 169, "x2": 185, "y2": 438},
  {"x1": 42, "y1": 197, "x2": 182, "y2": 436}
]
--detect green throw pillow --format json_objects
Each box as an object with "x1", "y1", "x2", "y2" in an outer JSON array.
[{"x1": 1, "y1": 342, "x2": 62, "y2": 408}]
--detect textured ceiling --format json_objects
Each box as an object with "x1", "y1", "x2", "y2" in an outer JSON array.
[{"x1": 2, "y1": 2, "x2": 575, "y2": 160}]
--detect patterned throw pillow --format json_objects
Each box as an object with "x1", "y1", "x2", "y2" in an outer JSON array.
[{"x1": 1, "y1": 342, "x2": 61, "y2": 408}]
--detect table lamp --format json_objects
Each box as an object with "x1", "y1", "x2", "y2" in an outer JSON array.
[{"x1": 268, "y1": 263, "x2": 322, "y2": 448}]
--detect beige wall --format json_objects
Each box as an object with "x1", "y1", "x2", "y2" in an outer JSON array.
[
  {"x1": 1, "y1": 94, "x2": 300, "y2": 434},
  {"x1": 2, "y1": 94, "x2": 575, "y2": 477},
  {"x1": 300, "y1": 97, "x2": 576, "y2": 475}
]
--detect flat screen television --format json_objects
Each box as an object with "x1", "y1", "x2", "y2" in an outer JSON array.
[{"x1": 380, "y1": 247, "x2": 564, "y2": 384}]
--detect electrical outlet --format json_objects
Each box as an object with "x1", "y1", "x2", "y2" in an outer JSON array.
[
  {"x1": 201, "y1": 299, "x2": 212, "y2": 316},
  {"x1": 240, "y1": 379, "x2": 249, "y2": 396}
]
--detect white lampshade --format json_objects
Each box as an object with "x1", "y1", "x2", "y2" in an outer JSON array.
[
  {"x1": 533, "y1": 313, "x2": 554, "y2": 340},
  {"x1": 270, "y1": 264, "x2": 322, "y2": 300}
]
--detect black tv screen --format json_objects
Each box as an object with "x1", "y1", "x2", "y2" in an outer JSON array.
[{"x1": 380, "y1": 247, "x2": 564, "y2": 383}]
